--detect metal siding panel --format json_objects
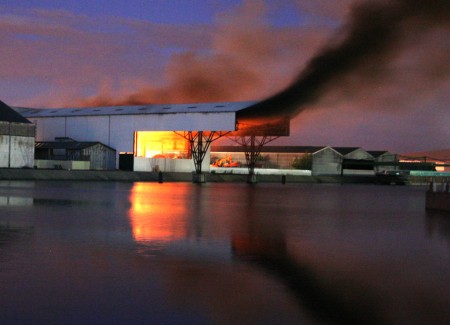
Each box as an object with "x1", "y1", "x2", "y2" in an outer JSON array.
[
  {"x1": 312, "y1": 147, "x2": 343, "y2": 175},
  {"x1": 14, "y1": 101, "x2": 256, "y2": 117},
  {"x1": 81, "y1": 143, "x2": 116, "y2": 170},
  {"x1": 109, "y1": 117, "x2": 134, "y2": 154},
  {"x1": 66, "y1": 116, "x2": 110, "y2": 143},
  {"x1": 107, "y1": 150, "x2": 116, "y2": 170},
  {"x1": 32, "y1": 117, "x2": 66, "y2": 141},
  {"x1": 0, "y1": 135, "x2": 9, "y2": 167},
  {"x1": 9, "y1": 123, "x2": 35, "y2": 137},
  {"x1": 111, "y1": 112, "x2": 236, "y2": 131},
  {"x1": 345, "y1": 148, "x2": 373, "y2": 160},
  {"x1": 9, "y1": 136, "x2": 35, "y2": 168}
]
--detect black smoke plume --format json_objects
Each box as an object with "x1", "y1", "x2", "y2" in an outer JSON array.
[{"x1": 237, "y1": 0, "x2": 450, "y2": 122}]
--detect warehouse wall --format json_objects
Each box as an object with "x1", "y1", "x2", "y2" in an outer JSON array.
[
  {"x1": 312, "y1": 147, "x2": 342, "y2": 176},
  {"x1": 31, "y1": 117, "x2": 65, "y2": 141},
  {"x1": 374, "y1": 153, "x2": 398, "y2": 172},
  {"x1": 0, "y1": 135, "x2": 8, "y2": 167},
  {"x1": 81, "y1": 143, "x2": 116, "y2": 170},
  {"x1": 134, "y1": 153, "x2": 210, "y2": 173},
  {"x1": 30, "y1": 112, "x2": 236, "y2": 170},
  {"x1": 35, "y1": 159, "x2": 90, "y2": 170},
  {"x1": 0, "y1": 122, "x2": 35, "y2": 168},
  {"x1": 10, "y1": 136, "x2": 35, "y2": 168},
  {"x1": 344, "y1": 148, "x2": 373, "y2": 160},
  {"x1": 66, "y1": 116, "x2": 111, "y2": 145},
  {"x1": 0, "y1": 135, "x2": 35, "y2": 168},
  {"x1": 31, "y1": 112, "x2": 236, "y2": 151}
]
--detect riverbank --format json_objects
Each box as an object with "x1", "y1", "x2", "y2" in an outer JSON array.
[{"x1": 0, "y1": 168, "x2": 446, "y2": 185}]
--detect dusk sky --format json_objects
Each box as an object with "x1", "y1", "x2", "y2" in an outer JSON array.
[{"x1": 1, "y1": 0, "x2": 449, "y2": 153}]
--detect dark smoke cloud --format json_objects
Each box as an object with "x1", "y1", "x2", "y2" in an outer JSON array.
[
  {"x1": 75, "y1": 1, "x2": 326, "y2": 108},
  {"x1": 238, "y1": 0, "x2": 450, "y2": 122}
]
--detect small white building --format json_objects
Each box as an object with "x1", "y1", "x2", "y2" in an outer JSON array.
[{"x1": 0, "y1": 101, "x2": 35, "y2": 168}]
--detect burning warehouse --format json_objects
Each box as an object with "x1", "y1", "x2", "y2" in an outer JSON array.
[
  {"x1": 13, "y1": 101, "x2": 289, "y2": 179},
  {"x1": 8, "y1": 0, "x2": 449, "y2": 179}
]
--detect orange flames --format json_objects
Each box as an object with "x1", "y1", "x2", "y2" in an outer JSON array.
[{"x1": 134, "y1": 131, "x2": 190, "y2": 158}]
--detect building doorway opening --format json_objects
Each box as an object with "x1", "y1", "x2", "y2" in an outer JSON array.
[{"x1": 134, "y1": 131, "x2": 190, "y2": 159}]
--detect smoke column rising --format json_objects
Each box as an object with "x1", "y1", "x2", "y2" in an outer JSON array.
[{"x1": 238, "y1": 0, "x2": 450, "y2": 121}]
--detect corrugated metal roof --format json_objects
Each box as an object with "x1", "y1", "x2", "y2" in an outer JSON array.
[
  {"x1": 35, "y1": 141, "x2": 115, "y2": 151},
  {"x1": 14, "y1": 101, "x2": 257, "y2": 118},
  {"x1": 332, "y1": 147, "x2": 361, "y2": 155},
  {"x1": 367, "y1": 150, "x2": 390, "y2": 158}
]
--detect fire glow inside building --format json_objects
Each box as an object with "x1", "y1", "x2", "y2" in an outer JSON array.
[{"x1": 13, "y1": 101, "x2": 290, "y2": 175}]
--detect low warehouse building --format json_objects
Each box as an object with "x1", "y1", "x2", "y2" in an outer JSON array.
[
  {"x1": 35, "y1": 137, "x2": 116, "y2": 170},
  {"x1": 334, "y1": 147, "x2": 376, "y2": 175},
  {"x1": 311, "y1": 147, "x2": 343, "y2": 176},
  {"x1": 0, "y1": 101, "x2": 35, "y2": 168},
  {"x1": 211, "y1": 146, "x2": 395, "y2": 176},
  {"x1": 368, "y1": 151, "x2": 398, "y2": 172}
]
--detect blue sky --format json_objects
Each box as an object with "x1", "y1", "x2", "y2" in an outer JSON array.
[
  {"x1": 3, "y1": 0, "x2": 236, "y2": 24},
  {"x1": 0, "y1": 0, "x2": 448, "y2": 152},
  {"x1": 1, "y1": 0, "x2": 316, "y2": 26}
]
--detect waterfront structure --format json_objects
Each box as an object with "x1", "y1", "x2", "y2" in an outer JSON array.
[
  {"x1": 0, "y1": 101, "x2": 35, "y2": 168},
  {"x1": 13, "y1": 101, "x2": 289, "y2": 174},
  {"x1": 368, "y1": 151, "x2": 398, "y2": 173},
  {"x1": 211, "y1": 145, "x2": 323, "y2": 169},
  {"x1": 426, "y1": 181, "x2": 450, "y2": 212},
  {"x1": 6, "y1": 101, "x2": 445, "y2": 177},
  {"x1": 35, "y1": 137, "x2": 116, "y2": 170},
  {"x1": 211, "y1": 146, "x2": 399, "y2": 176},
  {"x1": 334, "y1": 147, "x2": 377, "y2": 176}
]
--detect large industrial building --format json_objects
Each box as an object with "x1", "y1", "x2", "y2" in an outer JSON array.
[
  {"x1": 5, "y1": 100, "x2": 444, "y2": 177},
  {"x1": 13, "y1": 101, "x2": 289, "y2": 175}
]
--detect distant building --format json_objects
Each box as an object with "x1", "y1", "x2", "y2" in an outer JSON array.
[
  {"x1": 334, "y1": 147, "x2": 376, "y2": 175},
  {"x1": 211, "y1": 145, "x2": 396, "y2": 176},
  {"x1": 368, "y1": 151, "x2": 398, "y2": 172},
  {"x1": 0, "y1": 100, "x2": 35, "y2": 168},
  {"x1": 211, "y1": 145, "x2": 324, "y2": 169},
  {"x1": 35, "y1": 137, "x2": 116, "y2": 170},
  {"x1": 311, "y1": 147, "x2": 343, "y2": 176}
]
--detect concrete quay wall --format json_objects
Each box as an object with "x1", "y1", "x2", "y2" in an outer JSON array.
[{"x1": 0, "y1": 168, "x2": 444, "y2": 185}]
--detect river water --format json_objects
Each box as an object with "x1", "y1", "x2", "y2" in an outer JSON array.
[{"x1": 0, "y1": 181, "x2": 449, "y2": 324}]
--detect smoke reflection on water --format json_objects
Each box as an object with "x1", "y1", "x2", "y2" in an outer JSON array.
[{"x1": 0, "y1": 181, "x2": 449, "y2": 324}]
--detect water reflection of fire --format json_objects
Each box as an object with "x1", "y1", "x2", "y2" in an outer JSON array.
[{"x1": 128, "y1": 183, "x2": 188, "y2": 243}]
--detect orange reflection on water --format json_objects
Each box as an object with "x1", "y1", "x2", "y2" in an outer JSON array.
[{"x1": 128, "y1": 183, "x2": 189, "y2": 243}]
